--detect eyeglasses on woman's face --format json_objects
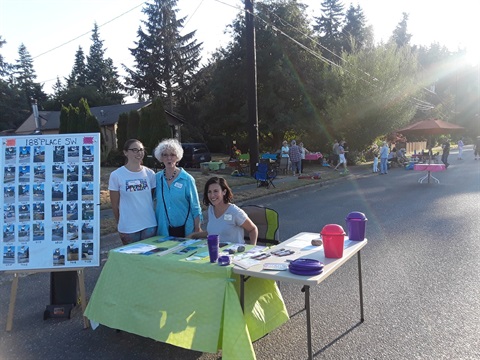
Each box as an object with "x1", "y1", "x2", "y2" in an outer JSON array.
[{"x1": 128, "y1": 148, "x2": 145, "y2": 154}]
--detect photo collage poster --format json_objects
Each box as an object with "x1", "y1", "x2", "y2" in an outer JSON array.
[{"x1": 1, "y1": 133, "x2": 100, "y2": 271}]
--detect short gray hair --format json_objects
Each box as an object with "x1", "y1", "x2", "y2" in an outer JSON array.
[{"x1": 154, "y1": 138, "x2": 184, "y2": 162}]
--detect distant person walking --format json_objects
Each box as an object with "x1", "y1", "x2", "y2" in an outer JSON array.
[
  {"x1": 372, "y1": 144, "x2": 379, "y2": 173},
  {"x1": 457, "y1": 137, "x2": 464, "y2": 160},
  {"x1": 379, "y1": 142, "x2": 389, "y2": 174},
  {"x1": 475, "y1": 136, "x2": 480, "y2": 160},
  {"x1": 332, "y1": 140, "x2": 339, "y2": 166},
  {"x1": 441, "y1": 139, "x2": 450, "y2": 168},
  {"x1": 288, "y1": 140, "x2": 302, "y2": 176},
  {"x1": 334, "y1": 141, "x2": 348, "y2": 174},
  {"x1": 280, "y1": 140, "x2": 289, "y2": 174},
  {"x1": 299, "y1": 142, "x2": 309, "y2": 174}
]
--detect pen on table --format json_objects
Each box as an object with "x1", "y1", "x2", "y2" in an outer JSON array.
[{"x1": 187, "y1": 251, "x2": 197, "y2": 257}]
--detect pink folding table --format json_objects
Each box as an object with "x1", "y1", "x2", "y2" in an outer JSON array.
[{"x1": 414, "y1": 163, "x2": 446, "y2": 183}]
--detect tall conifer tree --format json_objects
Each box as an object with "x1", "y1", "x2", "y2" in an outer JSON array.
[{"x1": 124, "y1": 0, "x2": 201, "y2": 111}]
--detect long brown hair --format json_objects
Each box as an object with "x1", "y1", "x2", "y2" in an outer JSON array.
[{"x1": 203, "y1": 177, "x2": 233, "y2": 206}]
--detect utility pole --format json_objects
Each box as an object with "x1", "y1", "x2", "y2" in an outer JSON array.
[
  {"x1": 245, "y1": 0, "x2": 259, "y2": 175},
  {"x1": 31, "y1": 99, "x2": 42, "y2": 134}
]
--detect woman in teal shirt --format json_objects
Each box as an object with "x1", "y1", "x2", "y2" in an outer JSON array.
[{"x1": 153, "y1": 139, "x2": 202, "y2": 237}]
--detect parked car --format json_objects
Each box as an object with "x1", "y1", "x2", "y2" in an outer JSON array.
[{"x1": 179, "y1": 143, "x2": 211, "y2": 168}]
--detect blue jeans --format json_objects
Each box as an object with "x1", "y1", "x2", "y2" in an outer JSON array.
[
  {"x1": 119, "y1": 226, "x2": 157, "y2": 245},
  {"x1": 380, "y1": 158, "x2": 388, "y2": 174}
]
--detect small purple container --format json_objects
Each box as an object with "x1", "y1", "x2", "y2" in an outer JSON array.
[
  {"x1": 345, "y1": 212, "x2": 368, "y2": 241},
  {"x1": 207, "y1": 235, "x2": 219, "y2": 263}
]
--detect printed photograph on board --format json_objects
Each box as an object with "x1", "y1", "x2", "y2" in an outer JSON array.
[
  {"x1": 3, "y1": 224, "x2": 15, "y2": 242},
  {"x1": 52, "y1": 247, "x2": 65, "y2": 266},
  {"x1": 33, "y1": 146, "x2": 45, "y2": 162},
  {"x1": 67, "y1": 146, "x2": 79, "y2": 162},
  {"x1": 3, "y1": 246, "x2": 15, "y2": 264},
  {"x1": 4, "y1": 166, "x2": 15, "y2": 183},
  {"x1": 5, "y1": 147, "x2": 16, "y2": 163},
  {"x1": 51, "y1": 203, "x2": 63, "y2": 221},
  {"x1": 4, "y1": 185, "x2": 15, "y2": 203},
  {"x1": 4, "y1": 204, "x2": 15, "y2": 223},
  {"x1": 67, "y1": 244, "x2": 79, "y2": 261},
  {"x1": 34, "y1": 165, "x2": 46, "y2": 181},
  {"x1": 52, "y1": 146, "x2": 64, "y2": 162},
  {"x1": 32, "y1": 222, "x2": 44, "y2": 241},
  {"x1": 18, "y1": 165, "x2": 30, "y2": 182},
  {"x1": 52, "y1": 223, "x2": 64, "y2": 242},
  {"x1": 33, "y1": 184, "x2": 45, "y2": 201},
  {"x1": 18, "y1": 246, "x2": 29, "y2": 263},
  {"x1": 18, "y1": 224, "x2": 30, "y2": 242},
  {"x1": 19, "y1": 146, "x2": 31, "y2": 163},
  {"x1": 18, "y1": 184, "x2": 30, "y2": 202}
]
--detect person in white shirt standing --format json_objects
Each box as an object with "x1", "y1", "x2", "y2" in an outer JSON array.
[
  {"x1": 457, "y1": 137, "x2": 464, "y2": 160},
  {"x1": 109, "y1": 139, "x2": 157, "y2": 245}
]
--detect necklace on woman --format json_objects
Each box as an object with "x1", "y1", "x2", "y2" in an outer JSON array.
[{"x1": 164, "y1": 169, "x2": 177, "y2": 181}]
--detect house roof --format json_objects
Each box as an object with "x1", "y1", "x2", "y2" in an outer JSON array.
[{"x1": 15, "y1": 102, "x2": 184, "y2": 135}]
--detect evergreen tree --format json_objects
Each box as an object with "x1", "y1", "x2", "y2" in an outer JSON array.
[
  {"x1": 390, "y1": 12, "x2": 412, "y2": 48},
  {"x1": 124, "y1": 0, "x2": 202, "y2": 111},
  {"x1": 127, "y1": 109, "x2": 140, "y2": 140},
  {"x1": 85, "y1": 23, "x2": 123, "y2": 99},
  {"x1": 325, "y1": 44, "x2": 420, "y2": 149},
  {"x1": 184, "y1": 0, "x2": 328, "y2": 149},
  {"x1": 59, "y1": 99, "x2": 100, "y2": 134},
  {"x1": 13, "y1": 43, "x2": 45, "y2": 107},
  {"x1": 59, "y1": 105, "x2": 69, "y2": 134},
  {"x1": 342, "y1": 4, "x2": 370, "y2": 53},
  {"x1": 116, "y1": 113, "x2": 129, "y2": 150},
  {"x1": 67, "y1": 46, "x2": 87, "y2": 88},
  {"x1": 138, "y1": 98, "x2": 170, "y2": 153},
  {"x1": 313, "y1": 0, "x2": 345, "y2": 62},
  {"x1": 0, "y1": 36, "x2": 9, "y2": 78}
]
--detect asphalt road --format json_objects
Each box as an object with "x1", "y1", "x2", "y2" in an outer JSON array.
[{"x1": 1, "y1": 147, "x2": 479, "y2": 360}]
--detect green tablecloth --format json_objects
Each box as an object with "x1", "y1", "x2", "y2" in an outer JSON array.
[{"x1": 84, "y1": 238, "x2": 289, "y2": 360}]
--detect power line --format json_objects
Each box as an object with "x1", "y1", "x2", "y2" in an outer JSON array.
[{"x1": 32, "y1": 2, "x2": 145, "y2": 60}]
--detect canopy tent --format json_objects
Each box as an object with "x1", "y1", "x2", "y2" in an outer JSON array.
[{"x1": 397, "y1": 119, "x2": 464, "y2": 182}]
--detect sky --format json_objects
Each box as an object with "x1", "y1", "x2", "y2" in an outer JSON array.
[{"x1": 1, "y1": 0, "x2": 479, "y2": 99}]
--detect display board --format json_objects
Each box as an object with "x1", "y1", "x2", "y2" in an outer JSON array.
[{"x1": 1, "y1": 134, "x2": 101, "y2": 271}]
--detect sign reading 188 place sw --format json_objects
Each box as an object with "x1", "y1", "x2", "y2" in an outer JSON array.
[{"x1": 1, "y1": 133, "x2": 100, "y2": 271}]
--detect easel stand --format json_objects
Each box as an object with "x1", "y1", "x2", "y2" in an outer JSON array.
[{"x1": 4, "y1": 268, "x2": 90, "y2": 331}]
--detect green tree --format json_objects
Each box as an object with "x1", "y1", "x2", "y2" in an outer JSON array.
[
  {"x1": 85, "y1": 23, "x2": 123, "y2": 101},
  {"x1": 325, "y1": 44, "x2": 420, "y2": 149},
  {"x1": 116, "y1": 112, "x2": 129, "y2": 150},
  {"x1": 342, "y1": 4, "x2": 371, "y2": 53},
  {"x1": 390, "y1": 12, "x2": 412, "y2": 48},
  {"x1": 0, "y1": 36, "x2": 9, "y2": 77},
  {"x1": 138, "y1": 98, "x2": 170, "y2": 153},
  {"x1": 127, "y1": 109, "x2": 140, "y2": 140},
  {"x1": 124, "y1": 0, "x2": 202, "y2": 111},
  {"x1": 185, "y1": 0, "x2": 329, "y2": 150},
  {"x1": 59, "y1": 99, "x2": 100, "y2": 134},
  {"x1": 313, "y1": 0, "x2": 345, "y2": 62},
  {"x1": 12, "y1": 43, "x2": 47, "y2": 107},
  {"x1": 67, "y1": 46, "x2": 87, "y2": 88}
]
